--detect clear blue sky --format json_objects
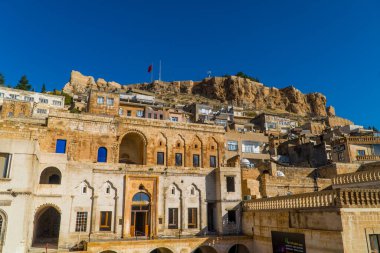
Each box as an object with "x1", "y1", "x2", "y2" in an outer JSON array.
[{"x1": 0, "y1": 0, "x2": 379, "y2": 127}]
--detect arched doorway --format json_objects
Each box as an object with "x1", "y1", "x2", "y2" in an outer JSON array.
[
  {"x1": 193, "y1": 245, "x2": 218, "y2": 253},
  {"x1": 39, "y1": 167, "x2": 62, "y2": 184},
  {"x1": 100, "y1": 251, "x2": 117, "y2": 253},
  {"x1": 33, "y1": 206, "x2": 61, "y2": 248},
  {"x1": 150, "y1": 247, "x2": 173, "y2": 253},
  {"x1": 228, "y1": 244, "x2": 249, "y2": 253},
  {"x1": 119, "y1": 132, "x2": 146, "y2": 164},
  {"x1": 130, "y1": 192, "x2": 150, "y2": 237}
]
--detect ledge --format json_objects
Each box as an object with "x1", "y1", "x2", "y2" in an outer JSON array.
[{"x1": 243, "y1": 188, "x2": 380, "y2": 211}]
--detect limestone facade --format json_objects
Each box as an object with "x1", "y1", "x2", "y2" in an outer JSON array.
[{"x1": 0, "y1": 112, "x2": 246, "y2": 253}]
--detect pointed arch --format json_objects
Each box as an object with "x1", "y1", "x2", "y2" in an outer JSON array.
[
  {"x1": 33, "y1": 204, "x2": 61, "y2": 247},
  {"x1": 119, "y1": 130, "x2": 147, "y2": 164}
]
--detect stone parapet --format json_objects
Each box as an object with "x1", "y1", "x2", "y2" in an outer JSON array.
[
  {"x1": 347, "y1": 136, "x2": 380, "y2": 144},
  {"x1": 332, "y1": 168, "x2": 380, "y2": 186},
  {"x1": 356, "y1": 155, "x2": 380, "y2": 161},
  {"x1": 243, "y1": 188, "x2": 380, "y2": 211}
]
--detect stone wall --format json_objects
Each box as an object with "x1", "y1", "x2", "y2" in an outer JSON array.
[{"x1": 242, "y1": 210, "x2": 344, "y2": 253}]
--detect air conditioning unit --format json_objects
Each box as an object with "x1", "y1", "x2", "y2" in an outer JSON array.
[{"x1": 243, "y1": 195, "x2": 252, "y2": 201}]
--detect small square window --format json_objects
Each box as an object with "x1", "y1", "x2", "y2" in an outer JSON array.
[
  {"x1": 127, "y1": 110, "x2": 132, "y2": 116},
  {"x1": 97, "y1": 97, "x2": 104, "y2": 104},
  {"x1": 107, "y1": 97, "x2": 114, "y2": 106}
]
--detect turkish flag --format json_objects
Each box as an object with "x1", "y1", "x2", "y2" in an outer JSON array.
[{"x1": 147, "y1": 65, "x2": 153, "y2": 73}]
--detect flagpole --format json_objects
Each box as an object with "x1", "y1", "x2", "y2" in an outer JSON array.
[
  {"x1": 151, "y1": 62, "x2": 153, "y2": 83},
  {"x1": 159, "y1": 60, "x2": 162, "y2": 81}
]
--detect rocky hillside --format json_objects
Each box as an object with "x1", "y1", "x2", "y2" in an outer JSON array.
[{"x1": 63, "y1": 71, "x2": 330, "y2": 117}]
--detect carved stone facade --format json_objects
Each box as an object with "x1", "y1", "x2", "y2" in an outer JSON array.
[{"x1": 0, "y1": 112, "x2": 246, "y2": 253}]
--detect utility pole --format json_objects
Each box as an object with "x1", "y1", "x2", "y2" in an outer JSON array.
[{"x1": 159, "y1": 60, "x2": 162, "y2": 81}]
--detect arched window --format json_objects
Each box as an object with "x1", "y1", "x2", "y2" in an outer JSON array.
[
  {"x1": 39, "y1": 167, "x2": 62, "y2": 184},
  {"x1": 132, "y1": 192, "x2": 150, "y2": 202},
  {"x1": 97, "y1": 147, "x2": 107, "y2": 163}
]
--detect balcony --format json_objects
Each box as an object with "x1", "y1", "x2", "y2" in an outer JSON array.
[
  {"x1": 348, "y1": 136, "x2": 380, "y2": 144},
  {"x1": 356, "y1": 155, "x2": 380, "y2": 161}
]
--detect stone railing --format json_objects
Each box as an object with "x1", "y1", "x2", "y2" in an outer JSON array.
[
  {"x1": 333, "y1": 169, "x2": 380, "y2": 186},
  {"x1": 356, "y1": 155, "x2": 380, "y2": 161},
  {"x1": 243, "y1": 188, "x2": 380, "y2": 211},
  {"x1": 348, "y1": 136, "x2": 380, "y2": 144}
]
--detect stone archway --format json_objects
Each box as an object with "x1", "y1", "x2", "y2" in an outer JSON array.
[
  {"x1": 150, "y1": 247, "x2": 173, "y2": 253},
  {"x1": 119, "y1": 132, "x2": 146, "y2": 164},
  {"x1": 228, "y1": 244, "x2": 249, "y2": 253},
  {"x1": 33, "y1": 206, "x2": 61, "y2": 248},
  {"x1": 39, "y1": 167, "x2": 62, "y2": 184},
  {"x1": 193, "y1": 245, "x2": 218, "y2": 253}
]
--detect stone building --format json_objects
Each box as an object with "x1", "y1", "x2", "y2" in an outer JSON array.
[
  {"x1": 0, "y1": 87, "x2": 65, "y2": 118},
  {"x1": 242, "y1": 163, "x2": 380, "y2": 253},
  {"x1": 0, "y1": 111, "x2": 251, "y2": 253},
  {"x1": 331, "y1": 134, "x2": 380, "y2": 163},
  {"x1": 251, "y1": 113, "x2": 298, "y2": 134}
]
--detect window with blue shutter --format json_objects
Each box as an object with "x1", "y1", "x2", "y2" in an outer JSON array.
[
  {"x1": 97, "y1": 147, "x2": 107, "y2": 163},
  {"x1": 55, "y1": 139, "x2": 67, "y2": 154}
]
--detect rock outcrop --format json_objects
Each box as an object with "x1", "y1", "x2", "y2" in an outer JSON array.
[
  {"x1": 132, "y1": 76, "x2": 328, "y2": 117},
  {"x1": 63, "y1": 71, "x2": 329, "y2": 117},
  {"x1": 63, "y1": 70, "x2": 123, "y2": 95}
]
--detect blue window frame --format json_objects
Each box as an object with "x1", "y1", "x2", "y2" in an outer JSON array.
[
  {"x1": 97, "y1": 147, "x2": 107, "y2": 163},
  {"x1": 55, "y1": 139, "x2": 67, "y2": 154},
  {"x1": 193, "y1": 154, "x2": 200, "y2": 167}
]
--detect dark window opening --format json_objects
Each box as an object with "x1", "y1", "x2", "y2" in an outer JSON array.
[
  {"x1": 168, "y1": 208, "x2": 178, "y2": 229},
  {"x1": 193, "y1": 154, "x2": 200, "y2": 167},
  {"x1": 210, "y1": 156, "x2": 216, "y2": 168},
  {"x1": 100, "y1": 211, "x2": 112, "y2": 231},
  {"x1": 157, "y1": 152, "x2": 165, "y2": 165},
  {"x1": 227, "y1": 210, "x2": 236, "y2": 223},
  {"x1": 226, "y1": 176, "x2": 235, "y2": 192},
  {"x1": 188, "y1": 208, "x2": 197, "y2": 229},
  {"x1": 369, "y1": 234, "x2": 380, "y2": 252},
  {"x1": 0, "y1": 153, "x2": 11, "y2": 178},
  {"x1": 175, "y1": 153, "x2": 183, "y2": 166}
]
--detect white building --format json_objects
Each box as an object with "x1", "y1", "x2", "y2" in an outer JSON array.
[{"x1": 0, "y1": 87, "x2": 65, "y2": 118}]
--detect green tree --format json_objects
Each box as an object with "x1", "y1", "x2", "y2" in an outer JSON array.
[
  {"x1": 0, "y1": 73, "x2": 4, "y2": 86},
  {"x1": 15, "y1": 75, "x2": 32, "y2": 91},
  {"x1": 236, "y1": 71, "x2": 260, "y2": 82},
  {"x1": 41, "y1": 83, "x2": 47, "y2": 93}
]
